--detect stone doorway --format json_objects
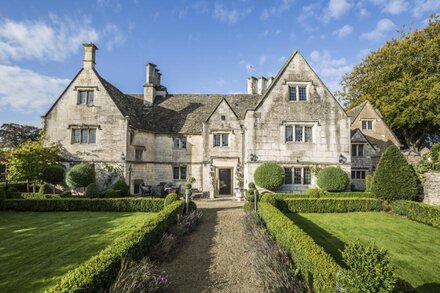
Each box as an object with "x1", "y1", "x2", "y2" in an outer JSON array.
[{"x1": 218, "y1": 168, "x2": 232, "y2": 196}]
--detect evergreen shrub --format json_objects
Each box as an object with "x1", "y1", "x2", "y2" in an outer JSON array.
[
  {"x1": 164, "y1": 193, "x2": 180, "y2": 207},
  {"x1": 113, "y1": 180, "x2": 129, "y2": 197},
  {"x1": 254, "y1": 162, "x2": 285, "y2": 191},
  {"x1": 85, "y1": 183, "x2": 100, "y2": 198},
  {"x1": 317, "y1": 167, "x2": 349, "y2": 192},
  {"x1": 66, "y1": 163, "x2": 96, "y2": 189},
  {"x1": 372, "y1": 145, "x2": 420, "y2": 201}
]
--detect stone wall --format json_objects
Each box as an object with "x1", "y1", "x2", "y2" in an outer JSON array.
[{"x1": 423, "y1": 171, "x2": 440, "y2": 205}]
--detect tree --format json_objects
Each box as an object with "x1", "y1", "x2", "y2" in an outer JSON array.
[
  {"x1": 338, "y1": 15, "x2": 440, "y2": 150},
  {"x1": 0, "y1": 123, "x2": 40, "y2": 149},
  {"x1": 66, "y1": 163, "x2": 96, "y2": 190},
  {"x1": 6, "y1": 140, "x2": 60, "y2": 192},
  {"x1": 254, "y1": 162, "x2": 284, "y2": 191},
  {"x1": 372, "y1": 145, "x2": 420, "y2": 201},
  {"x1": 42, "y1": 165, "x2": 66, "y2": 194}
]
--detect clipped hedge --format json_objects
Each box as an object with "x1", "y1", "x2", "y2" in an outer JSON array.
[
  {"x1": 390, "y1": 200, "x2": 440, "y2": 228},
  {"x1": 275, "y1": 191, "x2": 373, "y2": 200},
  {"x1": 47, "y1": 200, "x2": 184, "y2": 292},
  {"x1": 317, "y1": 167, "x2": 349, "y2": 192},
  {"x1": 164, "y1": 192, "x2": 180, "y2": 207},
  {"x1": 254, "y1": 162, "x2": 285, "y2": 190},
  {"x1": 277, "y1": 198, "x2": 383, "y2": 213},
  {"x1": 258, "y1": 202, "x2": 340, "y2": 292},
  {"x1": 0, "y1": 198, "x2": 164, "y2": 212}
]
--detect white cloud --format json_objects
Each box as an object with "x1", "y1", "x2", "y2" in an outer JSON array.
[
  {"x1": 309, "y1": 50, "x2": 352, "y2": 93},
  {"x1": 361, "y1": 18, "x2": 396, "y2": 41},
  {"x1": 369, "y1": 0, "x2": 408, "y2": 15},
  {"x1": 324, "y1": 0, "x2": 353, "y2": 21},
  {"x1": 103, "y1": 23, "x2": 125, "y2": 51},
  {"x1": 259, "y1": 56, "x2": 268, "y2": 65},
  {"x1": 0, "y1": 65, "x2": 69, "y2": 113},
  {"x1": 258, "y1": 29, "x2": 281, "y2": 38},
  {"x1": 357, "y1": 48, "x2": 371, "y2": 59},
  {"x1": 0, "y1": 15, "x2": 99, "y2": 62},
  {"x1": 333, "y1": 25, "x2": 353, "y2": 39},
  {"x1": 412, "y1": 0, "x2": 440, "y2": 17},
  {"x1": 261, "y1": 0, "x2": 295, "y2": 20},
  {"x1": 214, "y1": 4, "x2": 251, "y2": 24}
]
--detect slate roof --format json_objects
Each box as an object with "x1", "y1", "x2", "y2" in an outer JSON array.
[
  {"x1": 97, "y1": 72, "x2": 261, "y2": 134},
  {"x1": 345, "y1": 101, "x2": 367, "y2": 122}
]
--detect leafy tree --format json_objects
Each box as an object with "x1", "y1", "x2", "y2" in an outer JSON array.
[
  {"x1": 66, "y1": 163, "x2": 96, "y2": 190},
  {"x1": 372, "y1": 145, "x2": 420, "y2": 201},
  {"x1": 317, "y1": 167, "x2": 349, "y2": 192},
  {"x1": 42, "y1": 165, "x2": 66, "y2": 194},
  {"x1": 0, "y1": 123, "x2": 40, "y2": 149},
  {"x1": 254, "y1": 162, "x2": 284, "y2": 191},
  {"x1": 6, "y1": 140, "x2": 60, "y2": 192},
  {"x1": 338, "y1": 15, "x2": 440, "y2": 150}
]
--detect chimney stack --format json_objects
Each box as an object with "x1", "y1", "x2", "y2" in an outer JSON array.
[
  {"x1": 247, "y1": 76, "x2": 257, "y2": 95},
  {"x1": 257, "y1": 77, "x2": 267, "y2": 95},
  {"x1": 83, "y1": 43, "x2": 97, "y2": 69},
  {"x1": 267, "y1": 76, "x2": 274, "y2": 88},
  {"x1": 144, "y1": 63, "x2": 167, "y2": 105}
]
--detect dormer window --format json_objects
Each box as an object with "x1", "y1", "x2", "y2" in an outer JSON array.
[
  {"x1": 288, "y1": 84, "x2": 308, "y2": 101},
  {"x1": 78, "y1": 90, "x2": 94, "y2": 105}
]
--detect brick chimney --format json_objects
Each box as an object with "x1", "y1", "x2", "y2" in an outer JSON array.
[
  {"x1": 247, "y1": 76, "x2": 257, "y2": 94},
  {"x1": 83, "y1": 43, "x2": 97, "y2": 69}
]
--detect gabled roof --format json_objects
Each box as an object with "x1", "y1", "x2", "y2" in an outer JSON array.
[
  {"x1": 351, "y1": 128, "x2": 376, "y2": 150},
  {"x1": 346, "y1": 101, "x2": 368, "y2": 122},
  {"x1": 204, "y1": 98, "x2": 239, "y2": 122}
]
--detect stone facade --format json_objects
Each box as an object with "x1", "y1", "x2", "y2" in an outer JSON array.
[
  {"x1": 44, "y1": 44, "x2": 351, "y2": 197},
  {"x1": 347, "y1": 101, "x2": 402, "y2": 190},
  {"x1": 422, "y1": 171, "x2": 440, "y2": 206}
]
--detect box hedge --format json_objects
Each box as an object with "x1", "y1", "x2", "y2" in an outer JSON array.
[
  {"x1": 277, "y1": 198, "x2": 383, "y2": 213},
  {"x1": 46, "y1": 200, "x2": 184, "y2": 292},
  {"x1": 275, "y1": 191, "x2": 373, "y2": 200},
  {"x1": 390, "y1": 200, "x2": 440, "y2": 228},
  {"x1": 0, "y1": 198, "x2": 164, "y2": 212},
  {"x1": 258, "y1": 202, "x2": 340, "y2": 292},
  {"x1": 317, "y1": 167, "x2": 349, "y2": 192},
  {"x1": 254, "y1": 162, "x2": 285, "y2": 190}
]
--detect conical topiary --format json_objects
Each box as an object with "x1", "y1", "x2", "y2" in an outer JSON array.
[{"x1": 372, "y1": 145, "x2": 420, "y2": 201}]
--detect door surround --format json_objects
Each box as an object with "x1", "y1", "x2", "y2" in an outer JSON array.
[{"x1": 217, "y1": 167, "x2": 233, "y2": 197}]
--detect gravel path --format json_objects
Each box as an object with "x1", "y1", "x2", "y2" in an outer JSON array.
[{"x1": 161, "y1": 199, "x2": 264, "y2": 293}]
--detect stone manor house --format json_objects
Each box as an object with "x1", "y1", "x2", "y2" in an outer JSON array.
[{"x1": 43, "y1": 44, "x2": 399, "y2": 197}]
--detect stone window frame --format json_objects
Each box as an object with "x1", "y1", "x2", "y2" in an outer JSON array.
[
  {"x1": 77, "y1": 89, "x2": 95, "y2": 105},
  {"x1": 135, "y1": 148, "x2": 143, "y2": 161},
  {"x1": 172, "y1": 136, "x2": 187, "y2": 150},
  {"x1": 287, "y1": 82, "x2": 311, "y2": 102},
  {"x1": 351, "y1": 169, "x2": 366, "y2": 179},
  {"x1": 283, "y1": 166, "x2": 312, "y2": 185},
  {"x1": 361, "y1": 119, "x2": 373, "y2": 130},
  {"x1": 284, "y1": 123, "x2": 314, "y2": 143},
  {"x1": 352, "y1": 143, "x2": 365, "y2": 157},
  {"x1": 71, "y1": 128, "x2": 97, "y2": 144},
  {"x1": 213, "y1": 133, "x2": 229, "y2": 147},
  {"x1": 173, "y1": 166, "x2": 187, "y2": 180}
]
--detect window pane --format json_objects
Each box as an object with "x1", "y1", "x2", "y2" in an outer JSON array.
[
  {"x1": 303, "y1": 168, "x2": 311, "y2": 185},
  {"x1": 361, "y1": 171, "x2": 366, "y2": 179},
  {"x1": 294, "y1": 168, "x2": 302, "y2": 184},
  {"x1": 288, "y1": 86, "x2": 297, "y2": 101},
  {"x1": 89, "y1": 129, "x2": 96, "y2": 144},
  {"x1": 352, "y1": 144, "x2": 357, "y2": 156},
  {"x1": 81, "y1": 129, "x2": 88, "y2": 144},
  {"x1": 180, "y1": 167, "x2": 187, "y2": 180},
  {"x1": 358, "y1": 144, "x2": 364, "y2": 156},
  {"x1": 362, "y1": 121, "x2": 367, "y2": 130},
  {"x1": 87, "y1": 91, "x2": 94, "y2": 104},
  {"x1": 135, "y1": 149, "x2": 143, "y2": 161},
  {"x1": 214, "y1": 134, "x2": 221, "y2": 146},
  {"x1": 304, "y1": 126, "x2": 313, "y2": 142},
  {"x1": 356, "y1": 171, "x2": 361, "y2": 179},
  {"x1": 72, "y1": 129, "x2": 80, "y2": 143},
  {"x1": 222, "y1": 134, "x2": 229, "y2": 146},
  {"x1": 284, "y1": 168, "x2": 292, "y2": 184},
  {"x1": 295, "y1": 126, "x2": 303, "y2": 142},
  {"x1": 285, "y1": 126, "x2": 293, "y2": 142},
  {"x1": 78, "y1": 91, "x2": 86, "y2": 104},
  {"x1": 298, "y1": 86, "x2": 307, "y2": 101},
  {"x1": 351, "y1": 171, "x2": 356, "y2": 179},
  {"x1": 181, "y1": 137, "x2": 187, "y2": 149},
  {"x1": 368, "y1": 121, "x2": 373, "y2": 130},
  {"x1": 173, "y1": 137, "x2": 180, "y2": 149},
  {"x1": 173, "y1": 167, "x2": 179, "y2": 180}
]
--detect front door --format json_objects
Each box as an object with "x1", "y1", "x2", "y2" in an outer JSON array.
[{"x1": 218, "y1": 168, "x2": 232, "y2": 196}]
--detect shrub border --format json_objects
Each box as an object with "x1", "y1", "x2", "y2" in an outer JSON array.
[
  {"x1": 275, "y1": 192, "x2": 373, "y2": 200},
  {"x1": 390, "y1": 200, "x2": 440, "y2": 228},
  {"x1": 0, "y1": 198, "x2": 164, "y2": 213},
  {"x1": 276, "y1": 198, "x2": 383, "y2": 213},
  {"x1": 46, "y1": 200, "x2": 184, "y2": 292}
]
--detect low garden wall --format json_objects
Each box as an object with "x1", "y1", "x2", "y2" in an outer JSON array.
[
  {"x1": 0, "y1": 198, "x2": 164, "y2": 212},
  {"x1": 422, "y1": 171, "x2": 440, "y2": 206},
  {"x1": 47, "y1": 200, "x2": 184, "y2": 292}
]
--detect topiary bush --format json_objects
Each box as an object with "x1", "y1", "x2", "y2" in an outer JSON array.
[
  {"x1": 66, "y1": 163, "x2": 96, "y2": 189},
  {"x1": 372, "y1": 145, "x2": 421, "y2": 201},
  {"x1": 365, "y1": 174, "x2": 373, "y2": 192},
  {"x1": 260, "y1": 193, "x2": 276, "y2": 205},
  {"x1": 113, "y1": 179, "x2": 129, "y2": 197},
  {"x1": 304, "y1": 188, "x2": 326, "y2": 197},
  {"x1": 38, "y1": 183, "x2": 53, "y2": 195},
  {"x1": 42, "y1": 165, "x2": 66, "y2": 188},
  {"x1": 254, "y1": 162, "x2": 284, "y2": 191},
  {"x1": 317, "y1": 167, "x2": 349, "y2": 192},
  {"x1": 339, "y1": 240, "x2": 395, "y2": 292},
  {"x1": 164, "y1": 192, "x2": 180, "y2": 207},
  {"x1": 85, "y1": 183, "x2": 100, "y2": 198}
]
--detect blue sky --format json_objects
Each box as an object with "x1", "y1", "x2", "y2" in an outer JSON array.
[{"x1": 0, "y1": 0, "x2": 438, "y2": 127}]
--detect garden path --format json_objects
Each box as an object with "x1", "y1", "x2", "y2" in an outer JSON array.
[{"x1": 161, "y1": 198, "x2": 263, "y2": 293}]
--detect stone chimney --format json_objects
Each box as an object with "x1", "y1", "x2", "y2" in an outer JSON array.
[
  {"x1": 83, "y1": 43, "x2": 97, "y2": 69},
  {"x1": 257, "y1": 77, "x2": 267, "y2": 95},
  {"x1": 267, "y1": 77, "x2": 274, "y2": 88},
  {"x1": 144, "y1": 63, "x2": 167, "y2": 105},
  {"x1": 247, "y1": 76, "x2": 257, "y2": 94}
]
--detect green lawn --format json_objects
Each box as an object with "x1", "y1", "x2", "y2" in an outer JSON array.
[
  {"x1": 287, "y1": 212, "x2": 440, "y2": 293},
  {"x1": 0, "y1": 211, "x2": 157, "y2": 292}
]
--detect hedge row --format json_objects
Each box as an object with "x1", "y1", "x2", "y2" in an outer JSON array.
[
  {"x1": 258, "y1": 202, "x2": 340, "y2": 292},
  {"x1": 390, "y1": 200, "x2": 440, "y2": 228},
  {"x1": 0, "y1": 198, "x2": 164, "y2": 212},
  {"x1": 275, "y1": 191, "x2": 373, "y2": 200},
  {"x1": 47, "y1": 200, "x2": 184, "y2": 292},
  {"x1": 277, "y1": 198, "x2": 383, "y2": 213}
]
